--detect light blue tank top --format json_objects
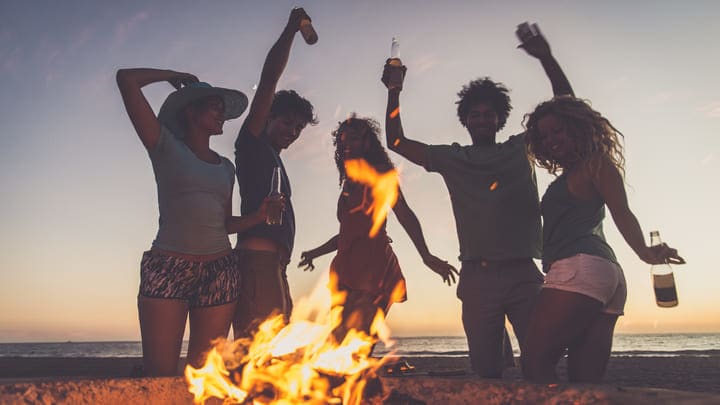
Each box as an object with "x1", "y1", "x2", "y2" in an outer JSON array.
[{"x1": 148, "y1": 126, "x2": 234, "y2": 255}]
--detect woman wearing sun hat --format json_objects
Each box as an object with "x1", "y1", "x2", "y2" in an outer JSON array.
[{"x1": 117, "y1": 68, "x2": 270, "y2": 376}]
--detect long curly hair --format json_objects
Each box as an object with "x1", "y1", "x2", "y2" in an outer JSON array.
[
  {"x1": 524, "y1": 96, "x2": 625, "y2": 179},
  {"x1": 332, "y1": 114, "x2": 395, "y2": 185}
]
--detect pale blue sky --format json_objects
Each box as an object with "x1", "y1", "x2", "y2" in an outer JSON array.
[{"x1": 1, "y1": 1, "x2": 718, "y2": 342}]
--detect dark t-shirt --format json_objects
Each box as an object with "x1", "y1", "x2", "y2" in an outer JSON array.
[
  {"x1": 424, "y1": 134, "x2": 542, "y2": 261},
  {"x1": 234, "y1": 125, "x2": 295, "y2": 258}
]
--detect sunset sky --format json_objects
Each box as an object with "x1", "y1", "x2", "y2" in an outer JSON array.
[{"x1": 1, "y1": 0, "x2": 719, "y2": 342}]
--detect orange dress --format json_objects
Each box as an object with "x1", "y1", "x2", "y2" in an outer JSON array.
[{"x1": 330, "y1": 180, "x2": 407, "y2": 306}]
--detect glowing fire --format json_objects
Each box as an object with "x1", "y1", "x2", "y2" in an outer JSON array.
[
  {"x1": 185, "y1": 272, "x2": 395, "y2": 404},
  {"x1": 388, "y1": 107, "x2": 400, "y2": 119},
  {"x1": 343, "y1": 159, "x2": 400, "y2": 238}
]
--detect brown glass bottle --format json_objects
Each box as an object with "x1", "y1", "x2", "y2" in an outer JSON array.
[{"x1": 650, "y1": 230, "x2": 678, "y2": 307}]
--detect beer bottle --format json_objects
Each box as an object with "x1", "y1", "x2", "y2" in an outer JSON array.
[
  {"x1": 387, "y1": 37, "x2": 403, "y2": 90},
  {"x1": 266, "y1": 167, "x2": 284, "y2": 225},
  {"x1": 650, "y1": 230, "x2": 678, "y2": 307},
  {"x1": 299, "y1": 12, "x2": 318, "y2": 44}
]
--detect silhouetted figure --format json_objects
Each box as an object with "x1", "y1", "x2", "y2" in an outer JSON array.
[
  {"x1": 298, "y1": 116, "x2": 457, "y2": 340},
  {"x1": 117, "y1": 68, "x2": 270, "y2": 375},
  {"x1": 521, "y1": 96, "x2": 685, "y2": 383},
  {"x1": 382, "y1": 27, "x2": 573, "y2": 378},
  {"x1": 232, "y1": 8, "x2": 318, "y2": 339}
]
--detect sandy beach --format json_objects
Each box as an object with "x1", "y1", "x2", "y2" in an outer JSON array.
[{"x1": 1, "y1": 355, "x2": 718, "y2": 395}]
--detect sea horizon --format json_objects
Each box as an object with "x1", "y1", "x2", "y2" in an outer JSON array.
[
  {"x1": 2, "y1": 331, "x2": 719, "y2": 343},
  {"x1": 1, "y1": 333, "x2": 718, "y2": 359}
]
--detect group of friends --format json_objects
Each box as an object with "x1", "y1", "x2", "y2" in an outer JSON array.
[{"x1": 116, "y1": 8, "x2": 684, "y2": 383}]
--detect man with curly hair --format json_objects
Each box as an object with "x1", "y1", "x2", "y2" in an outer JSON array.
[
  {"x1": 381, "y1": 28, "x2": 573, "y2": 378},
  {"x1": 232, "y1": 8, "x2": 318, "y2": 338}
]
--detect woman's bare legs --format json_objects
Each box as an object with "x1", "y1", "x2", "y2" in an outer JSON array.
[
  {"x1": 521, "y1": 288, "x2": 603, "y2": 383},
  {"x1": 138, "y1": 296, "x2": 188, "y2": 376},
  {"x1": 567, "y1": 313, "x2": 618, "y2": 382},
  {"x1": 187, "y1": 301, "x2": 237, "y2": 368}
]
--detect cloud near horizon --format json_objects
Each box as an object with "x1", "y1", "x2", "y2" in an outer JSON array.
[{"x1": 699, "y1": 102, "x2": 720, "y2": 118}]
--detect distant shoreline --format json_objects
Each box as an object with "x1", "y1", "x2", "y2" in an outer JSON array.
[{"x1": 3, "y1": 334, "x2": 719, "y2": 359}]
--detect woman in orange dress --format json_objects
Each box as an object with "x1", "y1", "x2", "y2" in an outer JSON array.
[{"x1": 299, "y1": 115, "x2": 458, "y2": 338}]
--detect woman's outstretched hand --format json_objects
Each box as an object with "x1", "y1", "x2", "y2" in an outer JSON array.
[
  {"x1": 298, "y1": 251, "x2": 316, "y2": 271},
  {"x1": 423, "y1": 254, "x2": 459, "y2": 286}
]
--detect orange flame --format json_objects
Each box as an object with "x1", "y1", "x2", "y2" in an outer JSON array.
[
  {"x1": 185, "y1": 271, "x2": 396, "y2": 404},
  {"x1": 185, "y1": 344, "x2": 248, "y2": 404},
  {"x1": 489, "y1": 180, "x2": 499, "y2": 191},
  {"x1": 343, "y1": 159, "x2": 399, "y2": 238},
  {"x1": 389, "y1": 107, "x2": 400, "y2": 119}
]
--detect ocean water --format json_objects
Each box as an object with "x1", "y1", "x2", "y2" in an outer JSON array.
[
  {"x1": 1, "y1": 334, "x2": 718, "y2": 358},
  {"x1": 374, "y1": 333, "x2": 720, "y2": 358}
]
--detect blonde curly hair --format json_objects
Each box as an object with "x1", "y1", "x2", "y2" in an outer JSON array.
[{"x1": 524, "y1": 96, "x2": 625, "y2": 179}]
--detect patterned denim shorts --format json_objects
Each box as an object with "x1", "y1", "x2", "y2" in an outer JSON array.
[{"x1": 139, "y1": 250, "x2": 240, "y2": 308}]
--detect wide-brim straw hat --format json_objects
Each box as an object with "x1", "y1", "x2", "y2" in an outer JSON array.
[{"x1": 157, "y1": 82, "x2": 248, "y2": 138}]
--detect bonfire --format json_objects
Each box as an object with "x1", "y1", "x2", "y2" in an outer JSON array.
[{"x1": 185, "y1": 159, "x2": 400, "y2": 405}]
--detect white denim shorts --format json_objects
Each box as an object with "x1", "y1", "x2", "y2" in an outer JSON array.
[{"x1": 544, "y1": 253, "x2": 627, "y2": 315}]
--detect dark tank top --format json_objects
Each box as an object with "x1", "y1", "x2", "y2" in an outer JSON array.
[{"x1": 541, "y1": 174, "x2": 617, "y2": 272}]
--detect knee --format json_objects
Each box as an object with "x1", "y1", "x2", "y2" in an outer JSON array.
[{"x1": 520, "y1": 344, "x2": 551, "y2": 382}]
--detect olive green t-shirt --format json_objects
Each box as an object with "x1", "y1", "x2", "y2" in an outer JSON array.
[{"x1": 424, "y1": 134, "x2": 542, "y2": 261}]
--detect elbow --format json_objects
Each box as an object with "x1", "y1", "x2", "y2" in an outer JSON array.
[
  {"x1": 387, "y1": 136, "x2": 402, "y2": 152},
  {"x1": 115, "y1": 69, "x2": 134, "y2": 91},
  {"x1": 115, "y1": 69, "x2": 128, "y2": 86}
]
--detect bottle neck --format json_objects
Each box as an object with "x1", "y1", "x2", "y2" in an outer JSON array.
[
  {"x1": 650, "y1": 232, "x2": 662, "y2": 246},
  {"x1": 270, "y1": 167, "x2": 282, "y2": 195}
]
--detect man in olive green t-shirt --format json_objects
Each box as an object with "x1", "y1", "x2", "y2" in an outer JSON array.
[{"x1": 381, "y1": 30, "x2": 574, "y2": 378}]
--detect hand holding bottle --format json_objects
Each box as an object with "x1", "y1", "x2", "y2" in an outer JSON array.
[
  {"x1": 515, "y1": 22, "x2": 552, "y2": 59},
  {"x1": 648, "y1": 231, "x2": 685, "y2": 308},
  {"x1": 638, "y1": 242, "x2": 685, "y2": 265},
  {"x1": 289, "y1": 7, "x2": 317, "y2": 44},
  {"x1": 382, "y1": 37, "x2": 406, "y2": 90},
  {"x1": 266, "y1": 167, "x2": 285, "y2": 225}
]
